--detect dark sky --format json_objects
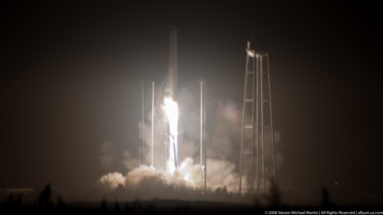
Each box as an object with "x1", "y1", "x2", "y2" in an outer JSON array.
[{"x1": 1, "y1": 0, "x2": 383, "y2": 205}]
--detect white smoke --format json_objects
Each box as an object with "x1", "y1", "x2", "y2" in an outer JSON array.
[
  {"x1": 206, "y1": 158, "x2": 243, "y2": 193},
  {"x1": 97, "y1": 156, "x2": 243, "y2": 200},
  {"x1": 98, "y1": 172, "x2": 125, "y2": 191}
]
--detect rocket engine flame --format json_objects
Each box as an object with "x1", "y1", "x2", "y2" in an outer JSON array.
[{"x1": 162, "y1": 96, "x2": 179, "y2": 174}]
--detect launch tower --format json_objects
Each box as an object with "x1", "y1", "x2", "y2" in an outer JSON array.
[{"x1": 238, "y1": 41, "x2": 277, "y2": 194}]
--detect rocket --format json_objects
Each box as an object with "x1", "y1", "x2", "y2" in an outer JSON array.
[
  {"x1": 166, "y1": 27, "x2": 177, "y2": 99},
  {"x1": 163, "y1": 27, "x2": 179, "y2": 173}
]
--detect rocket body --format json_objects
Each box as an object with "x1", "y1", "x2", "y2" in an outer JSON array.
[
  {"x1": 167, "y1": 28, "x2": 177, "y2": 98},
  {"x1": 164, "y1": 28, "x2": 179, "y2": 173}
]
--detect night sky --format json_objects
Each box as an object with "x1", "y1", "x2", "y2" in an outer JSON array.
[{"x1": 1, "y1": 0, "x2": 382, "y2": 205}]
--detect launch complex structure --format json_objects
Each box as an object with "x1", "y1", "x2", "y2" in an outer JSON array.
[
  {"x1": 140, "y1": 30, "x2": 276, "y2": 195},
  {"x1": 239, "y1": 41, "x2": 277, "y2": 194}
]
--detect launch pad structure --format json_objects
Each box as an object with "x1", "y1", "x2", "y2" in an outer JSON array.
[
  {"x1": 139, "y1": 30, "x2": 276, "y2": 194},
  {"x1": 239, "y1": 41, "x2": 277, "y2": 194}
]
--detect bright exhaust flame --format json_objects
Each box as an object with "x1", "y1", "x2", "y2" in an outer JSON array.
[{"x1": 162, "y1": 96, "x2": 179, "y2": 174}]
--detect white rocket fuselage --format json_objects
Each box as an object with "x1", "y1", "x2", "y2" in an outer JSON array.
[{"x1": 167, "y1": 28, "x2": 177, "y2": 98}]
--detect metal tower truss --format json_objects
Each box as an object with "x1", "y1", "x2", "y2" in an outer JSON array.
[{"x1": 239, "y1": 41, "x2": 277, "y2": 194}]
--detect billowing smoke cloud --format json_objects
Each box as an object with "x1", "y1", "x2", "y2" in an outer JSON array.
[
  {"x1": 98, "y1": 172, "x2": 125, "y2": 192},
  {"x1": 97, "y1": 156, "x2": 245, "y2": 201},
  {"x1": 206, "y1": 158, "x2": 243, "y2": 193}
]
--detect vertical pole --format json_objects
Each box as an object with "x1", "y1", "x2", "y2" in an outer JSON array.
[
  {"x1": 164, "y1": 125, "x2": 167, "y2": 171},
  {"x1": 200, "y1": 81, "x2": 207, "y2": 191},
  {"x1": 151, "y1": 81, "x2": 155, "y2": 168},
  {"x1": 267, "y1": 54, "x2": 277, "y2": 183},
  {"x1": 239, "y1": 41, "x2": 250, "y2": 194},
  {"x1": 200, "y1": 81, "x2": 203, "y2": 166},
  {"x1": 250, "y1": 54, "x2": 255, "y2": 193},
  {"x1": 141, "y1": 81, "x2": 145, "y2": 165},
  {"x1": 260, "y1": 57, "x2": 265, "y2": 192},
  {"x1": 255, "y1": 55, "x2": 260, "y2": 194},
  {"x1": 203, "y1": 81, "x2": 207, "y2": 192}
]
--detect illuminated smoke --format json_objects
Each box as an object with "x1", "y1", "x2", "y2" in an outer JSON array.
[
  {"x1": 97, "y1": 157, "x2": 241, "y2": 194},
  {"x1": 98, "y1": 172, "x2": 125, "y2": 191},
  {"x1": 162, "y1": 96, "x2": 179, "y2": 174}
]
